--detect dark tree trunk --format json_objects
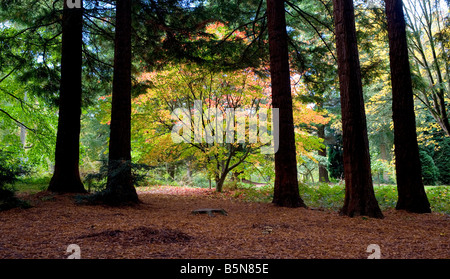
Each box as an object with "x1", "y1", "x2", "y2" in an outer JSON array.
[
  {"x1": 317, "y1": 125, "x2": 330, "y2": 183},
  {"x1": 215, "y1": 173, "x2": 227, "y2": 192},
  {"x1": 385, "y1": 0, "x2": 431, "y2": 213},
  {"x1": 333, "y1": 0, "x2": 383, "y2": 218},
  {"x1": 48, "y1": 0, "x2": 86, "y2": 193},
  {"x1": 267, "y1": 0, "x2": 306, "y2": 208},
  {"x1": 104, "y1": 0, "x2": 139, "y2": 205}
]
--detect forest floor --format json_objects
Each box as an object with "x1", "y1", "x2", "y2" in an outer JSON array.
[{"x1": 0, "y1": 186, "x2": 448, "y2": 259}]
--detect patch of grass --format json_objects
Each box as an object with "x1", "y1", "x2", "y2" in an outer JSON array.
[
  {"x1": 299, "y1": 183, "x2": 345, "y2": 210},
  {"x1": 372, "y1": 185, "x2": 450, "y2": 214},
  {"x1": 426, "y1": 186, "x2": 450, "y2": 214},
  {"x1": 228, "y1": 182, "x2": 450, "y2": 214},
  {"x1": 229, "y1": 184, "x2": 274, "y2": 203},
  {"x1": 373, "y1": 185, "x2": 398, "y2": 210},
  {"x1": 13, "y1": 176, "x2": 51, "y2": 194}
]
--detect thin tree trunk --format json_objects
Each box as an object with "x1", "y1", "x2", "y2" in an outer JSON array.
[
  {"x1": 379, "y1": 142, "x2": 390, "y2": 182},
  {"x1": 104, "y1": 0, "x2": 139, "y2": 205},
  {"x1": 333, "y1": 0, "x2": 383, "y2": 218},
  {"x1": 48, "y1": 0, "x2": 85, "y2": 193},
  {"x1": 19, "y1": 92, "x2": 27, "y2": 149},
  {"x1": 318, "y1": 125, "x2": 330, "y2": 183},
  {"x1": 267, "y1": 0, "x2": 306, "y2": 208},
  {"x1": 385, "y1": 0, "x2": 430, "y2": 213}
]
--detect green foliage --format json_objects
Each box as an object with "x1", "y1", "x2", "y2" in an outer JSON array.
[
  {"x1": 0, "y1": 150, "x2": 27, "y2": 188},
  {"x1": 83, "y1": 160, "x2": 108, "y2": 192},
  {"x1": 426, "y1": 186, "x2": 450, "y2": 214},
  {"x1": 229, "y1": 183, "x2": 449, "y2": 214},
  {"x1": 374, "y1": 185, "x2": 450, "y2": 214},
  {"x1": 13, "y1": 176, "x2": 50, "y2": 194},
  {"x1": 371, "y1": 157, "x2": 394, "y2": 185},
  {"x1": 328, "y1": 134, "x2": 344, "y2": 180},
  {"x1": 433, "y1": 138, "x2": 450, "y2": 185},
  {"x1": 373, "y1": 186, "x2": 398, "y2": 210},
  {"x1": 419, "y1": 150, "x2": 440, "y2": 186},
  {"x1": 0, "y1": 150, "x2": 30, "y2": 210},
  {"x1": 225, "y1": 183, "x2": 274, "y2": 203},
  {"x1": 298, "y1": 153, "x2": 328, "y2": 183},
  {"x1": 299, "y1": 183, "x2": 345, "y2": 210},
  {"x1": 84, "y1": 160, "x2": 152, "y2": 193}
]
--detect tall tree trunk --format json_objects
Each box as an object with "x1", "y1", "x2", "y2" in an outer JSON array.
[
  {"x1": 267, "y1": 0, "x2": 306, "y2": 208},
  {"x1": 317, "y1": 125, "x2": 330, "y2": 183},
  {"x1": 48, "y1": 0, "x2": 85, "y2": 193},
  {"x1": 104, "y1": 0, "x2": 139, "y2": 205},
  {"x1": 385, "y1": 0, "x2": 430, "y2": 213},
  {"x1": 333, "y1": 0, "x2": 383, "y2": 218}
]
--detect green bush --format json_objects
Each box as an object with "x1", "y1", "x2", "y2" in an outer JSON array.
[
  {"x1": 299, "y1": 183, "x2": 345, "y2": 210},
  {"x1": 0, "y1": 150, "x2": 31, "y2": 210},
  {"x1": 191, "y1": 174, "x2": 211, "y2": 188},
  {"x1": 83, "y1": 160, "x2": 152, "y2": 192},
  {"x1": 433, "y1": 138, "x2": 450, "y2": 185},
  {"x1": 373, "y1": 185, "x2": 398, "y2": 210},
  {"x1": 419, "y1": 150, "x2": 440, "y2": 185},
  {"x1": 328, "y1": 135, "x2": 344, "y2": 180}
]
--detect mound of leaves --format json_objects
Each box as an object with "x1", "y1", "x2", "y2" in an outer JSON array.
[{"x1": 78, "y1": 226, "x2": 191, "y2": 246}]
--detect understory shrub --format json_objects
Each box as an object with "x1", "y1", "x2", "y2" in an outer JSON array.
[
  {"x1": 419, "y1": 150, "x2": 439, "y2": 185},
  {"x1": 433, "y1": 138, "x2": 450, "y2": 185},
  {"x1": 0, "y1": 150, "x2": 30, "y2": 210}
]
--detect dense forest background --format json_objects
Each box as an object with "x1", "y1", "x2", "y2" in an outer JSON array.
[{"x1": 0, "y1": 0, "x2": 449, "y2": 212}]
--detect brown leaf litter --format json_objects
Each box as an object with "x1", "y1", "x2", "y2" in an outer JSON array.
[{"x1": 0, "y1": 187, "x2": 448, "y2": 259}]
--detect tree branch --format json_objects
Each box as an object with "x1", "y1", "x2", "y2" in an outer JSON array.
[
  {"x1": 285, "y1": 1, "x2": 337, "y2": 63},
  {"x1": 0, "y1": 108, "x2": 36, "y2": 133}
]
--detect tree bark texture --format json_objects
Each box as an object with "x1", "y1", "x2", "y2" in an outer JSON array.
[
  {"x1": 333, "y1": 0, "x2": 383, "y2": 218},
  {"x1": 105, "y1": 0, "x2": 139, "y2": 204},
  {"x1": 267, "y1": 0, "x2": 306, "y2": 208},
  {"x1": 48, "y1": 0, "x2": 86, "y2": 193},
  {"x1": 385, "y1": 0, "x2": 431, "y2": 213}
]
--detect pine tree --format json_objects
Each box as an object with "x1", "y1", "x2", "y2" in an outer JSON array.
[
  {"x1": 102, "y1": 0, "x2": 139, "y2": 205},
  {"x1": 385, "y1": 0, "x2": 431, "y2": 213},
  {"x1": 267, "y1": 0, "x2": 306, "y2": 208},
  {"x1": 333, "y1": 0, "x2": 383, "y2": 218},
  {"x1": 48, "y1": 0, "x2": 86, "y2": 193}
]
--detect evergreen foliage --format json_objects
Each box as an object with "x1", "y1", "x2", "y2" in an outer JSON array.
[
  {"x1": 419, "y1": 150, "x2": 440, "y2": 185},
  {"x1": 328, "y1": 134, "x2": 344, "y2": 180},
  {"x1": 433, "y1": 138, "x2": 450, "y2": 185}
]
